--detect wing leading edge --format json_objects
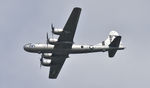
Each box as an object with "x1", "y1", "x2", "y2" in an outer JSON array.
[{"x1": 49, "y1": 7, "x2": 82, "y2": 79}]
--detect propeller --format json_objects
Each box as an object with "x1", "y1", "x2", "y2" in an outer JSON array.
[
  {"x1": 40, "y1": 53, "x2": 44, "y2": 68},
  {"x1": 51, "y1": 24, "x2": 54, "y2": 32},
  {"x1": 46, "y1": 32, "x2": 49, "y2": 46},
  {"x1": 51, "y1": 24, "x2": 54, "y2": 38}
]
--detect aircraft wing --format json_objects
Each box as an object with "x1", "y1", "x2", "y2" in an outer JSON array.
[
  {"x1": 49, "y1": 56, "x2": 67, "y2": 79},
  {"x1": 58, "y1": 7, "x2": 81, "y2": 42},
  {"x1": 49, "y1": 7, "x2": 81, "y2": 79}
]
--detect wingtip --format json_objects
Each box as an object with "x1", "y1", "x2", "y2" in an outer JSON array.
[
  {"x1": 49, "y1": 76, "x2": 57, "y2": 79},
  {"x1": 74, "y1": 7, "x2": 82, "y2": 10},
  {"x1": 49, "y1": 74, "x2": 57, "y2": 79}
]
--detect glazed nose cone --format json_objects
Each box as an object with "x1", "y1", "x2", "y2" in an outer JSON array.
[{"x1": 24, "y1": 44, "x2": 30, "y2": 52}]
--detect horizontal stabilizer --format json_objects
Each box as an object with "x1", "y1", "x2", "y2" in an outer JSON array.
[{"x1": 108, "y1": 36, "x2": 121, "y2": 57}]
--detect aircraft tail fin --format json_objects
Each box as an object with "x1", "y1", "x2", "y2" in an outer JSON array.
[
  {"x1": 96, "y1": 31, "x2": 124, "y2": 57},
  {"x1": 97, "y1": 31, "x2": 124, "y2": 57},
  {"x1": 104, "y1": 31, "x2": 120, "y2": 46}
]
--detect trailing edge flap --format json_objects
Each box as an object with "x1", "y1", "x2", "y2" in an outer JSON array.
[{"x1": 108, "y1": 36, "x2": 121, "y2": 57}]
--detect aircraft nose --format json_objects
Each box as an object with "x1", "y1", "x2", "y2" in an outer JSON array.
[{"x1": 24, "y1": 44, "x2": 30, "y2": 52}]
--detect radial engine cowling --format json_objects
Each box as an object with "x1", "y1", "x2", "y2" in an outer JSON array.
[
  {"x1": 48, "y1": 38, "x2": 58, "y2": 45},
  {"x1": 41, "y1": 58, "x2": 51, "y2": 66},
  {"x1": 43, "y1": 53, "x2": 52, "y2": 59},
  {"x1": 52, "y1": 28, "x2": 63, "y2": 35}
]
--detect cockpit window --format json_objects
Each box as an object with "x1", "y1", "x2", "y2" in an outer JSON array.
[
  {"x1": 30, "y1": 45, "x2": 35, "y2": 48},
  {"x1": 28, "y1": 43, "x2": 35, "y2": 48}
]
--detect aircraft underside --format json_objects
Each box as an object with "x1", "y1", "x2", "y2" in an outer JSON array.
[{"x1": 23, "y1": 7, "x2": 125, "y2": 79}]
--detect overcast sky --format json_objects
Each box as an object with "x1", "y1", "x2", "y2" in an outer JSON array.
[{"x1": 1, "y1": 0, "x2": 150, "y2": 88}]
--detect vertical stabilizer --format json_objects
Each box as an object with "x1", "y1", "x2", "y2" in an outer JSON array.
[{"x1": 104, "y1": 31, "x2": 119, "y2": 46}]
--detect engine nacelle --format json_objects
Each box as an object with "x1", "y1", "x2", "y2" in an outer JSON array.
[
  {"x1": 52, "y1": 28, "x2": 63, "y2": 35},
  {"x1": 48, "y1": 38, "x2": 58, "y2": 45},
  {"x1": 43, "y1": 53, "x2": 52, "y2": 59},
  {"x1": 41, "y1": 58, "x2": 51, "y2": 66}
]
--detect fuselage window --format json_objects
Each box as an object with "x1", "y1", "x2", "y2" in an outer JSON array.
[{"x1": 81, "y1": 46, "x2": 84, "y2": 48}]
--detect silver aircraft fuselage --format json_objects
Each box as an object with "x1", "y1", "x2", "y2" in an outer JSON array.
[
  {"x1": 24, "y1": 43, "x2": 124, "y2": 54},
  {"x1": 23, "y1": 7, "x2": 125, "y2": 79}
]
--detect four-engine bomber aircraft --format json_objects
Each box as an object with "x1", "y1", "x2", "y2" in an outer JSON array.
[{"x1": 24, "y1": 7, "x2": 125, "y2": 79}]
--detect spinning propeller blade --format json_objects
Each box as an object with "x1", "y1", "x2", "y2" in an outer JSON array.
[
  {"x1": 40, "y1": 53, "x2": 44, "y2": 68},
  {"x1": 51, "y1": 24, "x2": 54, "y2": 31},
  {"x1": 46, "y1": 32, "x2": 49, "y2": 45},
  {"x1": 51, "y1": 24, "x2": 54, "y2": 38}
]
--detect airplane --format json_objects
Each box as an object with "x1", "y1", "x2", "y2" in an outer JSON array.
[{"x1": 24, "y1": 7, "x2": 125, "y2": 79}]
